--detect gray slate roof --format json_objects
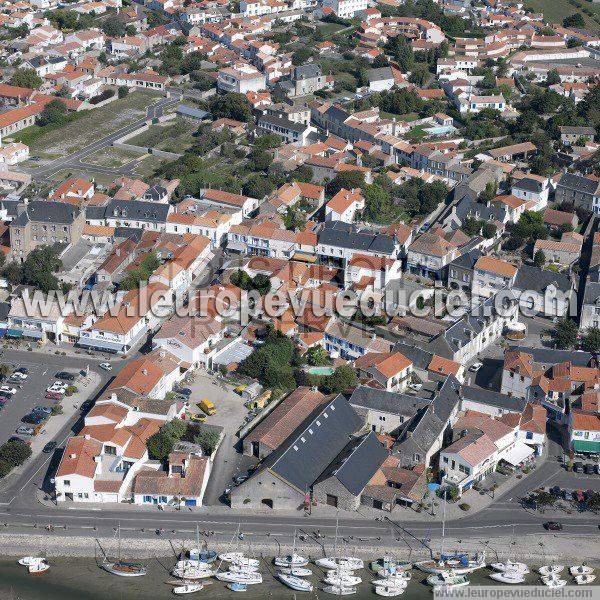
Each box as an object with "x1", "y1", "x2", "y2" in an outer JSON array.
[
  {"x1": 104, "y1": 199, "x2": 170, "y2": 224},
  {"x1": 513, "y1": 264, "x2": 571, "y2": 294},
  {"x1": 557, "y1": 173, "x2": 600, "y2": 195},
  {"x1": 349, "y1": 386, "x2": 429, "y2": 416},
  {"x1": 315, "y1": 430, "x2": 388, "y2": 495},
  {"x1": 318, "y1": 221, "x2": 395, "y2": 255},
  {"x1": 13, "y1": 200, "x2": 80, "y2": 226},
  {"x1": 263, "y1": 394, "x2": 363, "y2": 493},
  {"x1": 508, "y1": 345, "x2": 594, "y2": 368},
  {"x1": 461, "y1": 385, "x2": 526, "y2": 413}
]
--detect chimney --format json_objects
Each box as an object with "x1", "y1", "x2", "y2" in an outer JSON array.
[
  {"x1": 84, "y1": 434, "x2": 90, "y2": 440},
  {"x1": 141, "y1": 368, "x2": 148, "y2": 375},
  {"x1": 110, "y1": 393, "x2": 118, "y2": 402},
  {"x1": 69, "y1": 453, "x2": 77, "y2": 459}
]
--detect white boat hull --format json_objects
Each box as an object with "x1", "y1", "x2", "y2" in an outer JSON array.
[
  {"x1": 102, "y1": 562, "x2": 147, "y2": 577},
  {"x1": 215, "y1": 571, "x2": 262, "y2": 585},
  {"x1": 491, "y1": 562, "x2": 529, "y2": 574},
  {"x1": 575, "y1": 574, "x2": 596, "y2": 585},
  {"x1": 28, "y1": 562, "x2": 50, "y2": 575},
  {"x1": 171, "y1": 567, "x2": 215, "y2": 580},
  {"x1": 489, "y1": 572, "x2": 525, "y2": 584},
  {"x1": 316, "y1": 557, "x2": 364, "y2": 571},
  {"x1": 324, "y1": 574, "x2": 362, "y2": 586},
  {"x1": 276, "y1": 573, "x2": 313, "y2": 592},
  {"x1": 374, "y1": 584, "x2": 405, "y2": 597},
  {"x1": 274, "y1": 555, "x2": 309, "y2": 568},
  {"x1": 280, "y1": 567, "x2": 312, "y2": 577},
  {"x1": 570, "y1": 566, "x2": 594, "y2": 576},
  {"x1": 18, "y1": 557, "x2": 44, "y2": 567},
  {"x1": 372, "y1": 578, "x2": 408, "y2": 588},
  {"x1": 323, "y1": 585, "x2": 356, "y2": 595},
  {"x1": 539, "y1": 565, "x2": 564, "y2": 577},
  {"x1": 416, "y1": 560, "x2": 484, "y2": 575},
  {"x1": 173, "y1": 584, "x2": 204, "y2": 594}
]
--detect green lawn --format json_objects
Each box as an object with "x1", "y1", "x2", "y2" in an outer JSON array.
[
  {"x1": 11, "y1": 91, "x2": 162, "y2": 155},
  {"x1": 380, "y1": 112, "x2": 420, "y2": 122},
  {"x1": 523, "y1": 0, "x2": 600, "y2": 29},
  {"x1": 127, "y1": 118, "x2": 197, "y2": 153}
]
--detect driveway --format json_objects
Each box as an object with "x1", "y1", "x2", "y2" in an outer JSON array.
[{"x1": 184, "y1": 372, "x2": 255, "y2": 505}]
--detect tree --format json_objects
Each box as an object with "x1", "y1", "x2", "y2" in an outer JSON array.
[
  {"x1": 181, "y1": 51, "x2": 206, "y2": 75},
  {"x1": 548, "y1": 319, "x2": 578, "y2": 350},
  {"x1": 510, "y1": 210, "x2": 547, "y2": 243},
  {"x1": 291, "y1": 47, "x2": 315, "y2": 65},
  {"x1": 292, "y1": 164, "x2": 313, "y2": 183},
  {"x1": 546, "y1": 69, "x2": 560, "y2": 86},
  {"x1": 563, "y1": 13, "x2": 586, "y2": 28},
  {"x1": 0, "y1": 440, "x2": 32, "y2": 466},
  {"x1": 322, "y1": 365, "x2": 358, "y2": 394},
  {"x1": 10, "y1": 68, "x2": 42, "y2": 89},
  {"x1": 581, "y1": 327, "x2": 600, "y2": 353},
  {"x1": 160, "y1": 42, "x2": 184, "y2": 75},
  {"x1": 305, "y1": 346, "x2": 330, "y2": 366},
  {"x1": 101, "y1": 14, "x2": 126, "y2": 37},
  {"x1": 37, "y1": 99, "x2": 69, "y2": 127},
  {"x1": 0, "y1": 364, "x2": 9, "y2": 378},
  {"x1": 208, "y1": 93, "x2": 252, "y2": 122},
  {"x1": 193, "y1": 427, "x2": 220, "y2": 455},
  {"x1": 117, "y1": 85, "x2": 129, "y2": 99},
  {"x1": 20, "y1": 246, "x2": 62, "y2": 293},
  {"x1": 533, "y1": 250, "x2": 546, "y2": 267},
  {"x1": 325, "y1": 171, "x2": 365, "y2": 197},
  {"x1": 147, "y1": 419, "x2": 187, "y2": 460},
  {"x1": 478, "y1": 181, "x2": 497, "y2": 204},
  {"x1": 481, "y1": 222, "x2": 497, "y2": 239},
  {"x1": 408, "y1": 64, "x2": 428, "y2": 87},
  {"x1": 384, "y1": 35, "x2": 414, "y2": 72}
]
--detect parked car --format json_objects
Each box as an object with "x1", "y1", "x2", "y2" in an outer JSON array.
[
  {"x1": 0, "y1": 386, "x2": 17, "y2": 395},
  {"x1": 233, "y1": 474, "x2": 248, "y2": 485},
  {"x1": 9, "y1": 372, "x2": 27, "y2": 380},
  {"x1": 584, "y1": 463, "x2": 596, "y2": 475},
  {"x1": 42, "y1": 441, "x2": 57, "y2": 454},
  {"x1": 544, "y1": 521, "x2": 563, "y2": 531},
  {"x1": 177, "y1": 388, "x2": 192, "y2": 397},
  {"x1": 46, "y1": 384, "x2": 67, "y2": 393},
  {"x1": 0, "y1": 393, "x2": 11, "y2": 403},
  {"x1": 33, "y1": 406, "x2": 52, "y2": 415},
  {"x1": 45, "y1": 391, "x2": 63, "y2": 400},
  {"x1": 595, "y1": 464, "x2": 600, "y2": 475},
  {"x1": 15, "y1": 367, "x2": 28, "y2": 374},
  {"x1": 99, "y1": 362, "x2": 112, "y2": 371},
  {"x1": 55, "y1": 371, "x2": 75, "y2": 381},
  {"x1": 573, "y1": 462, "x2": 584, "y2": 473},
  {"x1": 550, "y1": 485, "x2": 562, "y2": 497},
  {"x1": 22, "y1": 414, "x2": 45, "y2": 425},
  {"x1": 188, "y1": 413, "x2": 206, "y2": 423},
  {"x1": 16, "y1": 426, "x2": 34, "y2": 435},
  {"x1": 468, "y1": 362, "x2": 483, "y2": 372}
]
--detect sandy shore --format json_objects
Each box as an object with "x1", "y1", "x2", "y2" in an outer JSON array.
[{"x1": 3, "y1": 532, "x2": 599, "y2": 564}]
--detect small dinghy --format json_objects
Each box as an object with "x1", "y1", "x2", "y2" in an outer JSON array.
[
  {"x1": 489, "y1": 570, "x2": 526, "y2": 584},
  {"x1": 173, "y1": 583, "x2": 203, "y2": 595},
  {"x1": 323, "y1": 584, "x2": 356, "y2": 596},
  {"x1": 227, "y1": 582, "x2": 248, "y2": 592},
  {"x1": 276, "y1": 572, "x2": 314, "y2": 592},
  {"x1": 279, "y1": 567, "x2": 312, "y2": 577},
  {"x1": 570, "y1": 565, "x2": 594, "y2": 576},
  {"x1": 274, "y1": 554, "x2": 309, "y2": 568},
  {"x1": 491, "y1": 561, "x2": 529, "y2": 574},
  {"x1": 575, "y1": 574, "x2": 596, "y2": 585},
  {"x1": 18, "y1": 557, "x2": 44, "y2": 567},
  {"x1": 539, "y1": 565, "x2": 564, "y2": 577},
  {"x1": 28, "y1": 561, "x2": 50, "y2": 575},
  {"x1": 374, "y1": 582, "x2": 406, "y2": 597}
]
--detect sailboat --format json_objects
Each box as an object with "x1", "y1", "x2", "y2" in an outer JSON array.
[
  {"x1": 489, "y1": 570, "x2": 526, "y2": 584},
  {"x1": 171, "y1": 562, "x2": 215, "y2": 580},
  {"x1": 101, "y1": 524, "x2": 147, "y2": 577},
  {"x1": 372, "y1": 575, "x2": 409, "y2": 587},
  {"x1": 491, "y1": 560, "x2": 529, "y2": 574},
  {"x1": 570, "y1": 565, "x2": 594, "y2": 576},
  {"x1": 323, "y1": 584, "x2": 356, "y2": 595},
  {"x1": 324, "y1": 570, "x2": 362, "y2": 586},
  {"x1": 575, "y1": 574, "x2": 596, "y2": 585},
  {"x1": 426, "y1": 571, "x2": 469, "y2": 588},
  {"x1": 188, "y1": 525, "x2": 217, "y2": 564},
  {"x1": 415, "y1": 491, "x2": 484, "y2": 575},
  {"x1": 215, "y1": 570, "x2": 262, "y2": 585},
  {"x1": 276, "y1": 572, "x2": 314, "y2": 592},
  {"x1": 373, "y1": 582, "x2": 406, "y2": 597},
  {"x1": 274, "y1": 529, "x2": 309, "y2": 567},
  {"x1": 371, "y1": 557, "x2": 412, "y2": 574},
  {"x1": 539, "y1": 565, "x2": 564, "y2": 577},
  {"x1": 279, "y1": 566, "x2": 312, "y2": 577},
  {"x1": 316, "y1": 514, "x2": 364, "y2": 571}
]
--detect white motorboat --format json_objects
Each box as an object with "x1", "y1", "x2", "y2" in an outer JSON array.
[
  {"x1": 491, "y1": 561, "x2": 529, "y2": 574},
  {"x1": 323, "y1": 584, "x2": 356, "y2": 596},
  {"x1": 489, "y1": 570, "x2": 526, "y2": 584},
  {"x1": 316, "y1": 557, "x2": 364, "y2": 571},
  {"x1": 171, "y1": 566, "x2": 215, "y2": 580},
  {"x1": 172, "y1": 584, "x2": 203, "y2": 595},
  {"x1": 543, "y1": 578, "x2": 567, "y2": 589},
  {"x1": 229, "y1": 563, "x2": 259, "y2": 574},
  {"x1": 324, "y1": 571, "x2": 362, "y2": 587},
  {"x1": 416, "y1": 553, "x2": 485, "y2": 575},
  {"x1": 575, "y1": 574, "x2": 596, "y2": 585},
  {"x1": 274, "y1": 554, "x2": 309, "y2": 568},
  {"x1": 215, "y1": 571, "x2": 262, "y2": 585},
  {"x1": 539, "y1": 565, "x2": 564, "y2": 577},
  {"x1": 18, "y1": 557, "x2": 44, "y2": 567},
  {"x1": 570, "y1": 565, "x2": 594, "y2": 576},
  {"x1": 276, "y1": 572, "x2": 314, "y2": 592},
  {"x1": 426, "y1": 571, "x2": 469, "y2": 588},
  {"x1": 279, "y1": 567, "x2": 312, "y2": 577},
  {"x1": 374, "y1": 582, "x2": 406, "y2": 597},
  {"x1": 28, "y1": 561, "x2": 50, "y2": 575},
  {"x1": 372, "y1": 577, "x2": 408, "y2": 588}
]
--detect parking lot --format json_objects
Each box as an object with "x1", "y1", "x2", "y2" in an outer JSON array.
[{"x1": 183, "y1": 371, "x2": 257, "y2": 505}]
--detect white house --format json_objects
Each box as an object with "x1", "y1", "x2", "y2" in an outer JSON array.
[
  {"x1": 569, "y1": 410, "x2": 600, "y2": 455},
  {"x1": 325, "y1": 188, "x2": 365, "y2": 223}
]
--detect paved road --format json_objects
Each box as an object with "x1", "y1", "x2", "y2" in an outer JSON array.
[{"x1": 25, "y1": 97, "x2": 176, "y2": 180}]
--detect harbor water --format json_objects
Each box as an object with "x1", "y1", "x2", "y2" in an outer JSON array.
[{"x1": 0, "y1": 558, "x2": 583, "y2": 600}]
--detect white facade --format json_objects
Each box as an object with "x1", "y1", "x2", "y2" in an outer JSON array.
[{"x1": 322, "y1": 0, "x2": 367, "y2": 18}]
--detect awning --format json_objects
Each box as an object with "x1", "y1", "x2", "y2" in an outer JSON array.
[
  {"x1": 6, "y1": 329, "x2": 22, "y2": 338},
  {"x1": 502, "y1": 441, "x2": 535, "y2": 466},
  {"x1": 573, "y1": 440, "x2": 600, "y2": 453},
  {"x1": 77, "y1": 337, "x2": 126, "y2": 353},
  {"x1": 292, "y1": 252, "x2": 317, "y2": 263},
  {"x1": 22, "y1": 329, "x2": 43, "y2": 339}
]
